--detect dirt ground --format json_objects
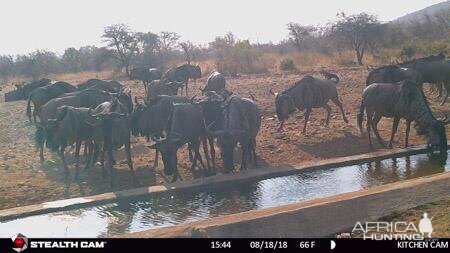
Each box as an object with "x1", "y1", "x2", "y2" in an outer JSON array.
[{"x1": 0, "y1": 66, "x2": 449, "y2": 210}]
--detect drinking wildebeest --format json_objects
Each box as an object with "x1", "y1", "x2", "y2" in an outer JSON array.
[
  {"x1": 206, "y1": 94, "x2": 261, "y2": 173},
  {"x1": 148, "y1": 102, "x2": 212, "y2": 182},
  {"x1": 4, "y1": 78, "x2": 52, "y2": 102},
  {"x1": 76, "y1": 79, "x2": 123, "y2": 93},
  {"x1": 196, "y1": 90, "x2": 233, "y2": 170},
  {"x1": 366, "y1": 65, "x2": 421, "y2": 86},
  {"x1": 45, "y1": 106, "x2": 103, "y2": 179},
  {"x1": 89, "y1": 98, "x2": 136, "y2": 187},
  {"x1": 357, "y1": 80, "x2": 448, "y2": 153},
  {"x1": 35, "y1": 89, "x2": 132, "y2": 162},
  {"x1": 270, "y1": 74, "x2": 348, "y2": 133},
  {"x1": 131, "y1": 95, "x2": 190, "y2": 168},
  {"x1": 26, "y1": 81, "x2": 78, "y2": 123},
  {"x1": 130, "y1": 67, "x2": 162, "y2": 92},
  {"x1": 145, "y1": 80, "x2": 184, "y2": 103},
  {"x1": 201, "y1": 71, "x2": 226, "y2": 94},
  {"x1": 161, "y1": 64, "x2": 201, "y2": 96}
]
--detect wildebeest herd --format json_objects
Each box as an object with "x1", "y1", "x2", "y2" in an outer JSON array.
[{"x1": 3, "y1": 55, "x2": 449, "y2": 187}]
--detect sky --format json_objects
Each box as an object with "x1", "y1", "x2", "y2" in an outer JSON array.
[{"x1": 0, "y1": 0, "x2": 445, "y2": 55}]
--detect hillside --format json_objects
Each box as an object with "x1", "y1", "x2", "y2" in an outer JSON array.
[{"x1": 394, "y1": 0, "x2": 450, "y2": 24}]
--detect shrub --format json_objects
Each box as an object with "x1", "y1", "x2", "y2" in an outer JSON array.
[{"x1": 279, "y1": 58, "x2": 296, "y2": 71}]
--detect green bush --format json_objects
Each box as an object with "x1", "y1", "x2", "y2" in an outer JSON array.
[{"x1": 279, "y1": 58, "x2": 296, "y2": 71}]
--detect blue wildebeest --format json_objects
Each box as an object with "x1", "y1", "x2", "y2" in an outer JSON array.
[
  {"x1": 5, "y1": 78, "x2": 52, "y2": 102},
  {"x1": 201, "y1": 71, "x2": 226, "y2": 94},
  {"x1": 161, "y1": 64, "x2": 201, "y2": 96},
  {"x1": 366, "y1": 65, "x2": 421, "y2": 86},
  {"x1": 357, "y1": 80, "x2": 448, "y2": 153},
  {"x1": 205, "y1": 93, "x2": 261, "y2": 173},
  {"x1": 89, "y1": 98, "x2": 136, "y2": 187},
  {"x1": 26, "y1": 81, "x2": 78, "y2": 123},
  {"x1": 131, "y1": 95, "x2": 190, "y2": 169},
  {"x1": 130, "y1": 67, "x2": 162, "y2": 92},
  {"x1": 35, "y1": 89, "x2": 132, "y2": 162},
  {"x1": 148, "y1": 101, "x2": 212, "y2": 182},
  {"x1": 270, "y1": 74, "x2": 348, "y2": 133},
  {"x1": 45, "y1": 106, "x2": 103, "y2": 179}
]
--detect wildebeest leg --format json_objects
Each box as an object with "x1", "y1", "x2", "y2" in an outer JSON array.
[
  {"x1": 83, "y1": 142, "x2": 88, "y2": 161},
  {"x1": 436, "y1": 83, "x2": 443, "y2": 98},
  {"x1": 208, "y1": 136, "x2": 216, "y2": 171},
  {"x1": 323, "y1": 104, "x2": 331, "y2": 126},
  {"x1": 388, "y1": 117, "x2": 400, "y2": 148},
  {"x1": 188, "y1": 143, "x2": 194, "y2": 162},
  {"x1": 59, "y1": 145, "x2": 69, "y2": 178},
  {"x1": 125, "y1": 139, "x2": 138, "y2": 185},
  {"x1": 405, "y1": 119, "x2": 411, "y2": 147},
  {"x1": 440, "y1": 82, "x2": 449, "y2": 105},
  {"x1": 171, "y1": 155, "x2": 179, "y2": 183},
  {"x1": 240, "y1": 139, "x2": 249, "y2": 171},
  {"x1": 302, "y1": 108, "x2": 312, "y2": 134},
  {"x1": 39, "y1": 144, "x2": 45, "y2": 162},
  {"x1": 153, "y1": 150, "x2": 159, "y2": 168},
  {"x1": 100, "y1": 151, "x2": 106, "y2": 176},
  {"x1": 332, "y1": 97, "x2": 348, "y2": 123},
  {"x1": 201, "y1": 137, "x2": 212, "y2": 174},
  {"x1": 371, "y1": 113, "x2": 386, "y2": 147},
  {"x1": 185, "y1": 80, "x2": 189, "y2": 96},
  {"x1": 366, "y1": 110, "x2": 374, "y2": 149},
  {"x1": 84, "y1": 142, "x2": 94, "y2": 171},
  {"x1": 251, "y1": 139, "x2": 258, "y2": 168},
  {"x1": 277, "y1": 120, "x2": 285, "y2": 132},
  {"x1": 74, "y1": 141, "x2": 82, "y2": 180},
  {"x1": 190, "y1": 141, "x2": 201, "y2": 177}
]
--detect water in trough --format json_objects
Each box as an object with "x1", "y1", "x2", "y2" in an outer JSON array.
[{"x1": 1, "y1": 151, "x2": 449, "y2": 237}]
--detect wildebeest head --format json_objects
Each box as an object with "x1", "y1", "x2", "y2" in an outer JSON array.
[
  {"x1": 149, "y1": 140, "x2": 177, "y2": 175},
  {"x1": 131, "y1": 97, "x2": 148, "y2": 136},
  {"x1": 191, "y1": 65, "x2": 202, "y2": 79},
  {"x1": 207, "y1": 125, "x2": 244, "y2": 172},
  {"x1": 114, "y1": 90, "x2": 133, "y2": 114},
  {"x1": 45, "y1": 106, "x2": 75, "y2": 151},
  {"x1": 270, "y1": 89, "x2": 295, "y2": 122}
]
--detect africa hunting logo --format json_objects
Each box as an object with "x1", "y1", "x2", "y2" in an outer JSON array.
[{"x1": 352, "y1": 212, "x2": 435, "y2": 240}]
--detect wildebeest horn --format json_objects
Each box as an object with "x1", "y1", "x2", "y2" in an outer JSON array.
[
  {"x1": 269, "y1": 88, "x2": 278, "y2": 96},
  {"x1": 249, "y1": 92, "x2": 257, "y2": 101}
]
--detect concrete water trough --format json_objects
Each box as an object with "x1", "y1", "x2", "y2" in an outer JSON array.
[{"x1": 0, "y1": 145, "x2": 448, "y2": 237}]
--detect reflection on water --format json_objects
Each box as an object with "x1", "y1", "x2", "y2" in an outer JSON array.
[{"x1": 1, "y1": 152, "x2": 448, "y2": 238}]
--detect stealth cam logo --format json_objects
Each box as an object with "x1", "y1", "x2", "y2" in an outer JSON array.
[{"x1": 11, "y1": 233, "x2": 28, "y2": 252}]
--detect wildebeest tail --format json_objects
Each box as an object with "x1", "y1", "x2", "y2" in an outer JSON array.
[
  {"x1": 26, "y1": 94, "x2": 33, "y2": 122},
  {"x1": 357, "y1": 100, "x2": 365, "y2": 134}
]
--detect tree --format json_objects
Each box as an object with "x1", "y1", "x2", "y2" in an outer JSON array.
[
  {"x1": 179, "y1": 41, "x2": 195, "y2": 64},
  {"x1": 135, "y1": 32, "x2": 160, "y2": 67},
  {"x1": 287, "y1": 22, "x2": 317, "y2": 51},
  {"x1": 331, "y1": 12, "x2": 382, "y2": 65},
  {"x1": 62, "y1": 47, "x2": 82, "y2": 72},
  {"x1": 159, "y1": 31, "x2": 180, "y2": 53},
  {"x1": 102, "y1": 24, "x2": 139, "y2": 76}
]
